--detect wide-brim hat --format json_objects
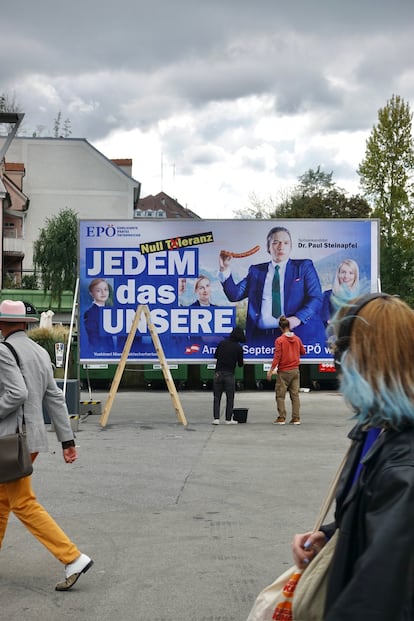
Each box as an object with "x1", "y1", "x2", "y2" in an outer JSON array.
[{"x1": 0, "y1": 299, "x2": 39, "y2": 323}]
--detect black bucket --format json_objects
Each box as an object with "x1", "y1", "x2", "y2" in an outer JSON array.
[{"x1": 233, "y1": 408, "x2": 248, "y2": 423}]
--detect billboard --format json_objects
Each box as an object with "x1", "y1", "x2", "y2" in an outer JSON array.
[{"x1": 78, "y1": 219, "x2": 379, "y2": 363}]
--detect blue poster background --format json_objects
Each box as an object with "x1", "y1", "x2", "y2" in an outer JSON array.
[{"x1": 79, "y1": 219, "x2": 378, "y2": 363}]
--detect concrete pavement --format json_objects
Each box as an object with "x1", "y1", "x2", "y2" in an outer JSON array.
[{"x1": 1, "y1": 387, "x2": 352, "y2": 620}]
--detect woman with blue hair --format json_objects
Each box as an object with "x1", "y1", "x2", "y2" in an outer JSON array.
[{"x1": 292, "y1": 293, "x2": 414, "y2": 620}]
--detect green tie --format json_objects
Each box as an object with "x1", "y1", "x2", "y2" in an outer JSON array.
[{"x1": 272, "y1": 265, "x2": 281, "y2": 318}]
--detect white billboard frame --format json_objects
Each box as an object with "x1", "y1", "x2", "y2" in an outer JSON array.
[{"x1": 78, "y1": 218, "x2": 379, "y2": 364}]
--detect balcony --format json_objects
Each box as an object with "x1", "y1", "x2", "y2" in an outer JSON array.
[{"x1": 3, "y1": 229, "x2": 25, "y2": 255}]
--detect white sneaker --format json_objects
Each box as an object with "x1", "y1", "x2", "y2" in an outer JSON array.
[
  {"x1": 55, "y1": 553, "x2": 94, "y2": 591},
  {"x1": 212, "y1": 419, "x2": 220, "y2": 425},
  {"x1": 225, "y1": 419, "x2": 238, "y2": 424}
]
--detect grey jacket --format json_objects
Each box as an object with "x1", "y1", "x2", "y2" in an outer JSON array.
[{"x1": 0, "y1": 330, "x2": 74, "y2": 452}]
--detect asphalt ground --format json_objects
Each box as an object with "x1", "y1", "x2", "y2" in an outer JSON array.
[{"x1": 1, "y1": 386, "x2": 352, "y2": 621}]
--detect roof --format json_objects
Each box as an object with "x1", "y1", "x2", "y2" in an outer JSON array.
[
  {"x1": 1, "y1": 136, "x2": 141, "y2": 187},
  {"x1": 137, "y1": 191, "x2": 201, "y2": 219},
  {"x1": 1, "y1": 166, "x2": 29, "y2": 210}
]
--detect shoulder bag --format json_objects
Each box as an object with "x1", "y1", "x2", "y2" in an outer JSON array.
[
  {"x1": 292, "y1": 529, "x2": 339, "y2": 621},
  {"x1": 0, "y1": 342, "x2": 33, "y2": 484},
  {"x1": 247, "y1": 447, "x2": 349, "y2": 621}
]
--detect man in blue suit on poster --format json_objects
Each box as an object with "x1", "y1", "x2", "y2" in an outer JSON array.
[{"x1": 218, "y1": 226, "x2": 325, "y2": 348}]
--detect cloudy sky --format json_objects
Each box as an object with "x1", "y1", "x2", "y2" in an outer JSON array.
[{"x1": 2, "y1": 0, "x2": 414, "y2": 218}]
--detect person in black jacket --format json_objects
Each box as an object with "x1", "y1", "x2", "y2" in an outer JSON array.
[
  {"x1": 291, "y1": 293, "x2": 414, "y2": 621},
  {"x1": 212, "y1": 327, "x2": 245, "y2": 425}
]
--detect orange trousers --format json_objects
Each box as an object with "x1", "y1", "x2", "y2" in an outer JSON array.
[{"x1": 0, "y1": 454, "x2": 80, "y2": 565}]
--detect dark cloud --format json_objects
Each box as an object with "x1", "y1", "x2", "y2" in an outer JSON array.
[
  {"x1": 2, "y1": 1, "x2": 413, "y2": 139},
  {"x1": 2, "y1": 0, "x2": 414, "y2": 215}
]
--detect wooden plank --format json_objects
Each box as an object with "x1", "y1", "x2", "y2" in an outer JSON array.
[
  {"x1": 100, "y1": 304, "x2": 145, "y2": 428},
  {"x1": 141, "y1": 306, "x2": 188, "y2": 427},
  {"x1": 100, "y1": 305, "x2": 188, "y2": 428}
]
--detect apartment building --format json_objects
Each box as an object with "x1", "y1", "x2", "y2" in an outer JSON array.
[{"x1": 0, "y1": 136, "x2": 141, "y2": 287}]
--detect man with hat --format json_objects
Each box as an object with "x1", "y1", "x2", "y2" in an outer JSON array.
[{"x1": 0, "y1": 300, "x2": 93, "y2": 591}]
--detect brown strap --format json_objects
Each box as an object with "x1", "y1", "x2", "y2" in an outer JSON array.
[{"x1": 312, "y1": 444, "x2": 351, "y2": 532}]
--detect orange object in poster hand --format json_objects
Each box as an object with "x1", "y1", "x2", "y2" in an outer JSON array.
[{"x1": 220, "y1": 245, "x2": 260, "y2": 259}]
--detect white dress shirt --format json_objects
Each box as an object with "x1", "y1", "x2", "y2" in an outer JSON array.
[{"x1": 258, "y1": 260, "x2": 287, "y2": 329}]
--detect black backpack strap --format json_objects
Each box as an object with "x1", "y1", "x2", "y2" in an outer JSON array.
[
  {"x1": 2, "y1": 341, "x2": 25, "y2": 429},
  {"x1": 2, "y1": 341, "x2": 21, "y2": 367}
]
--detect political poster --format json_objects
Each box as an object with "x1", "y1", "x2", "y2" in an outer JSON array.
[{"x1": 78, "y1": 219, "x2": 379, "y2": 363}]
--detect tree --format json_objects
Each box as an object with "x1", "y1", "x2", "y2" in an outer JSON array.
[
  {"x1": 0, "y1": 92, "x2": 21, "y2": 114},
  {"x1": 358, "y1": 94, "x2": 414, "y2": 302},
  {"x1": 234, "y1": 192, "x2": 278, "y2": 219},
  {"x1": 242, "y1": 166, "x2": 370, "y2": 220},
  {"x1": 274, "y1": 187, "x2": 370, "y2": 219},
  {"x1": 1, "y1": 93, "x2": 73, "y2": 137},
  {"x1": 33, "y1": 208, "x2": 78, "y2": 306},
  {"x1": 0, "y1": 92, "x2": 24, "y2": 134},
  {"x1": 358, "y1": 94, "x2": 414, "y2": 238},
  {"x1": 53, "y1": 111, "x2": 72, "y2": 138},
  {"x1": 297, "y1": 165, "x2": 335, "y2": 197}
]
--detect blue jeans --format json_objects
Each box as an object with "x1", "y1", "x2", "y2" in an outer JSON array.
[{"x1": 213, "y1": 372, "x2": 235, "y2": 421}]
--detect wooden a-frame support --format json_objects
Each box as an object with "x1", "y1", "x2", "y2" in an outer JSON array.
[{"x1": 100, "y1": 304, "x2": 188, "y2": 428}]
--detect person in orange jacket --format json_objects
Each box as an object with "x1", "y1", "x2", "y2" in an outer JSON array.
[{"x1": 267, "y1": 315, "x2": 305, "y2": 425}]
